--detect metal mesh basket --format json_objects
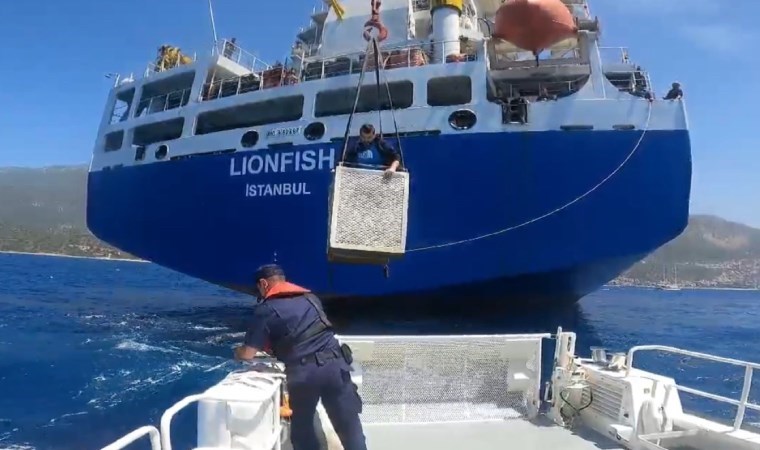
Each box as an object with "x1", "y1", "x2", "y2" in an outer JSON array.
[
  {"x1": 327, "y1": 166, "x2": 410, "y2": 263},
  {"x1": 337, "y1": 335, "x2": 545, "y2": 424}
]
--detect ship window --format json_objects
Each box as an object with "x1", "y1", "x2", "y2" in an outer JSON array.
[
  {"x1": 104, "y1": 130, "x2": 124, "y2": 152},
  {"x1": 132, "y1": 118, "x2": 184, "y2": 146},
  {"x1": 135, "y1": 72, "x2": 195, "y2": 117},
  {"x1": 314, "y1": 81, "x2": 413, "y2": 117},
  {"x1": 427, "y1": 76, "x2": 471, "y2": 106},
  {"x1": 195, "y1": 95, "x2": 304, "y2": 135},
  {"x1": 110, "y1": 87, "x2": 135, "y2": 124}
]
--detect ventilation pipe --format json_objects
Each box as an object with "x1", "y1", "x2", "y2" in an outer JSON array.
[{"x1": 431, "y1": 0, "x2": 463, "y2": 62}]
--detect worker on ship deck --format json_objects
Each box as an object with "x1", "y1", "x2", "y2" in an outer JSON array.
[
  {"x1": 663, "y1": 82, "x2": 683, "y2": 100},
  {"x1": 344, "y1": 123, "x2": 401, "y2": 178},
  {"x1": 223, "y1": 37, "x2": 237, "y2": 58},
  {"x1": 233, "y1": 264, "x2": 367, "y2": 450}
]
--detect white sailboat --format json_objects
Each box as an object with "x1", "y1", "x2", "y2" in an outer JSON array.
[{"x1": 656, "y1": 264, "x2": 681, "y2": 291}]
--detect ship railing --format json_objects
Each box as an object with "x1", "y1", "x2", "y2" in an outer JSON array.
[
  {"x1": 604, "y1": 68, "x2": 653, "y2": 94},
  {"x1": 144, "y1": 51, "x2": 197, "y2": 78},
  {"x1": 598, "y1": 46, "x2": 636, "y2": 66},
  {"x1": 107, "y1": 72, "x2": 135, "y2": 88},
  {"x1": 626, "y1": 345, "x2": 760, "y2": 431},
  {"x1": 198, "y1": 40, "x2": 477, "y2": 102},
  {"x1": 200, "y1": 66, "x2": 300, "y2": 101},
  {"x1": 502, "y1": 76, "x2": 588, "y2": 99},
  {"x1": 100, "y1": 425, "x2": 161, "y2": 450},
  {"x1": 300, "y1": 39, "x2": 478, "y2": 82},
  {"x1": 134, "y1": 88, "x2": 192, "y2": 118},
  {"x1": 213, "y1": 38, "x2": 272, "y2": 73},
  {"x1": 488, "y1": 47, "x2": 582, "y2": 69}
]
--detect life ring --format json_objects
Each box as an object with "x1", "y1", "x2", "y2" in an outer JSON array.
[{"x1": 363, "y1": 19, "x2": 388, "y2": 41}]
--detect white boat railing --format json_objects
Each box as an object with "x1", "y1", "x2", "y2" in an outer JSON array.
[
  {"x1": 135, "y1": 88, "x2": 191, "y2": 117},
  {"x1": 199, "y1": 39, "x2": 478, "y2": 103},
  {"x1": 626, "y1": 345, "x2": 760, "y2": 431},
  {"x1": 599, "y1": 46, "x2": 635, "y2": 65},
  {"x1": 100, "y1": 425, "x2": 161, "y2": 450},
  {"x1": 159, "y1": 375, "x2": 283, "y2": 450},
  {"x1": 213, "y1": 38, "x2": 272, "y2": 73},
  {"x1": 203, "y1": 39, "x2": 479, "y2": 103},
  {"x1": 99, "y1": 336, "x2": 760, "y2": 450},
  {"x1": 300, "y1": 39, "x2": 479, "y2": 82}
]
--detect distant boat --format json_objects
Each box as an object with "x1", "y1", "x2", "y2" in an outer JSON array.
[
  {"x1": 656, "y1": 264, "x2": 681, "y2": 291},
  {"x1": 656, "y1": 283, "x2": 680, "y2": 291}
]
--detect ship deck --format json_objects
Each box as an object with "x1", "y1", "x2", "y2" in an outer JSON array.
[
  {"x1": 361, "y1": 417, "x2": 624, "y2": 450},
  {"x1": 278, "y1": 415, "x2": 624, "y2": 450}
]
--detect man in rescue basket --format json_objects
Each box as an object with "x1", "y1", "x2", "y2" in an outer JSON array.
[
  {"x1": 234, "y1": 264, "x2": 367, "y2": 450},
  {"x1": 344, "y1": 123, "x2": 401, "y2": 178}
]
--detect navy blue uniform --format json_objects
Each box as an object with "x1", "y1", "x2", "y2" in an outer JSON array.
[
  {"x1": 664, "y1": 86, "x2": 683, "y2": 100},
  {"x1": 244, "y1": 282, "x2": 366, "y2": 450},
  {"x1": 344, "y1": 136, "x2": 400, "y2": 168}
]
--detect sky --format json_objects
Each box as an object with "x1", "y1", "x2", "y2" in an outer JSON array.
[{"x1": 0, "y1": 0, "x2": 758, "y2": 227}]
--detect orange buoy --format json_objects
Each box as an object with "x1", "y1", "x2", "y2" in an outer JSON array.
[{"x1": 492, "y1": 0, "x2": 578, "y2": 54}]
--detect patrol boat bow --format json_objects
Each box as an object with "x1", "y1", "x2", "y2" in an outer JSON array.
[
  {"x1": 102, "y1": 329, "x2": 760, "y2": 450},
  {"x1": 88, "y1": 0, "x2": 691, "y2": 307}
]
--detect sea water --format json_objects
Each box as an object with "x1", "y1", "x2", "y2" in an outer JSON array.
[{"x1": 0, "y1": 252, "x2": 759, "y2": 449}]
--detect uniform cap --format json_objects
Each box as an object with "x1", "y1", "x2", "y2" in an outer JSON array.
[{"x1": 255, "y1": 264, "x2": 285, "y2": 281}]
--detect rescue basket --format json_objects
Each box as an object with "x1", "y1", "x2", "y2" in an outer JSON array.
[{"x1": 327, "y1": 165, "x2": 410, "y2": 264}]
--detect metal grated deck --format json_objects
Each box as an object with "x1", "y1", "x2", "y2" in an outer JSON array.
[{"x1": 339, "y1": 335, "x2": 545, "y2": 424}]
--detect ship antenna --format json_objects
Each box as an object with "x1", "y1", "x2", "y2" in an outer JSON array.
[{"x1": 207, "y1": 0, "x2": 219, "y2": 44}]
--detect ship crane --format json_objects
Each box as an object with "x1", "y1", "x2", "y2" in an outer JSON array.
[{"x1": 326, "y1": 0, "x2": 410, "y2": 268}]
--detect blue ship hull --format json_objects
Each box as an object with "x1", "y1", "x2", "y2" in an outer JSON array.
[{"x1": 87, "y1": 129, "x2": 691, "y2": 307}]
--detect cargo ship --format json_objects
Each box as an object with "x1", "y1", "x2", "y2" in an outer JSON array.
[{"x1": 87, "y1": 0, "x2": 691, "y2": 306}]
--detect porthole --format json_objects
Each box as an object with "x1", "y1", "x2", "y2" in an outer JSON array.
[
  {"x1": 241, "y1": 130, "x2": 259, "y2": 148},
  {"x1": 304, "y1": 122, "x2": 326, "y2": 141},
  {"x1": 155, "y1": 144, "x2": 168, "y2": 160},
  {"x1": 448, "y1": 109, "x2": 477, "y2": 130}
]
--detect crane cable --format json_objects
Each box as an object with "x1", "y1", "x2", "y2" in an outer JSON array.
[
  {"x1": 337, "y1": 38, "x2": 375, "y2": 164},
  {"x1": 338, "y1": 0, "x2": 404, "y2": 167}
]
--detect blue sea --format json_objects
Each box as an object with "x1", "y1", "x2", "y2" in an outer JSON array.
[{"x1": 1, "y1": 252, "x2": 759, "y2": 450}]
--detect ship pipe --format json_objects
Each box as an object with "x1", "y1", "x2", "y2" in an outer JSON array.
[{"x1": 432, "y1": 0, "x2": 463, "y2": 63}]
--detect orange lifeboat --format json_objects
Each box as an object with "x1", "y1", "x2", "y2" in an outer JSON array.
[{"x1": 492, "y1": 0, "x2": 578, "y2": 54}]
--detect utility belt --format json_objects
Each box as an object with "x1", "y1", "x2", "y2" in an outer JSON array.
[{"x1": 296, "y1": 343, "x2": 354, "y2": 367}]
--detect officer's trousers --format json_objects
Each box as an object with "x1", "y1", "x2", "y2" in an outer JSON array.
[{"x1": 287, "y1": 358, "x2": 367, "y2": 450}]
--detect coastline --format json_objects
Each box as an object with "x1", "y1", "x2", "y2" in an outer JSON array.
[
  {"x1": 0, "y1": 250, "x2": 146, "y2": 263},
  {"x1": 0, "y1": 253, "x2": 755, "y2": 289},
  {"x1": 606, "y1": 284, "x2": 759, "y2": 291}
]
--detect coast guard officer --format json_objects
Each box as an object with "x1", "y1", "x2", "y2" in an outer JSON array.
[
  {"x1": 233, "y1": 264, "x2": 367, "y2": 450},
  {"x1": 344, "y1": 123, "x2": 400, "y2": 178}
]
